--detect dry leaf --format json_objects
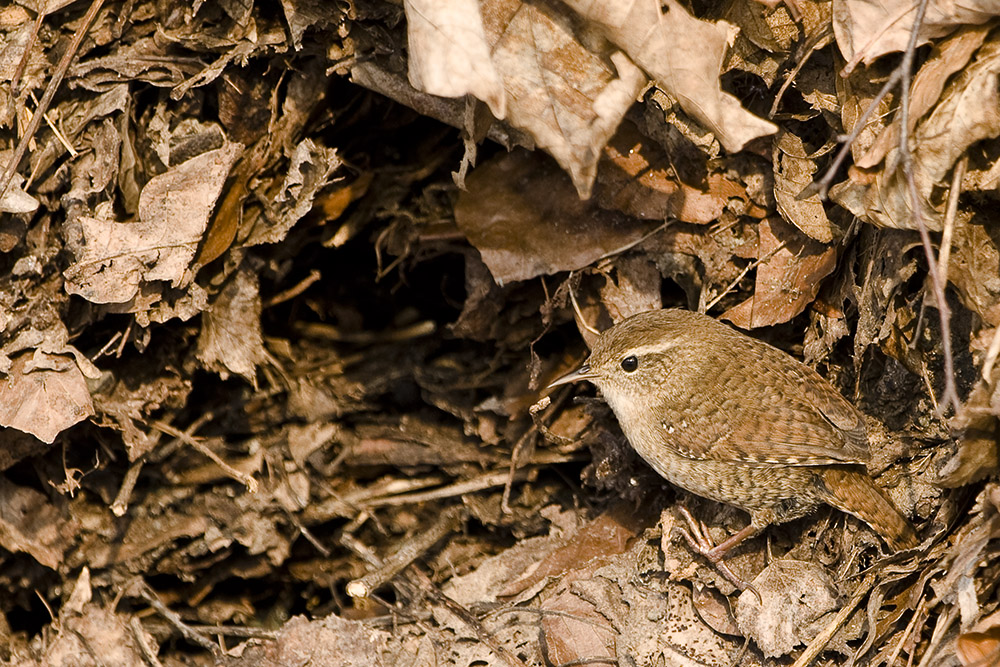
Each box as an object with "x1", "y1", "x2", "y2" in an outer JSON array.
[
  {"x1": 0, "y1": 477, "x2": 77, "y2": 570},
  {"x1": 722, "y1": 217, "x2": 837, "y2": 328},
  {"x1": 567, "y1": 0, "x2": 777, "y2": 153},
  {"x1": 64, "y1": 143, "x2": 242, "y2": 303},
  {"x1": 596, "y1": 121, "x2": 736, "y2": 224},
  {"x1": 481, "y1": 0, "x2": 647, "y2": 197},
  {"x1": 837, "y1": 35, "x2": 1000, "y2": 230},
  {"x1": 404, "y1": 0, "x2": 506, "y2": 118},
  {"x1": 735, "y1": 559, "x2": 842, "y2": 658},
  {"x1": 773, "y1": 129, "x2": 834, "y2": 242},
  {"x1": 0, "y1": 351, "x2": 94, "y2": 444},
  {"x1": 833, "y1": 0, "x2": 998, "y2": 71},
  {"x1": 455, "y1": 149, "x2": 655, "y2": 284},
  {"x1": 197, "y1": 264, "x2": 265, "y2": 384},
  {"x1": 249, "y1": 138, "x2": 342, "y2": 246},
  {"x1": 857, "y1": 24, "x2": 991, "y2": 170}
]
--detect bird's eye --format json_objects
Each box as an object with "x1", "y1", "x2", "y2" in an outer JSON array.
[{"x1": 621, "y1": 355, "x2": 638, "y2": 372}]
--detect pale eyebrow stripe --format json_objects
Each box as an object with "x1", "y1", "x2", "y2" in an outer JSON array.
[{"x1": 624, "y1": 341, "x2": 677, "y2": 357}]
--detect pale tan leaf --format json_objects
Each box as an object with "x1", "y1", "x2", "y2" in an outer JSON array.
[
  {"x1": 833, "y1": 0, "x2": 998, "y2": 71},
  {"x1": 481, "y1": 0, "x2": 647, "y2": 198},
  {"x1": 405, "y1": 0, "x2": 506, "y2": 118},
  {"x1": 566, "y1": 0, "x2": 777, "y2": 153},
  {"x1": 0, "y1": 351, "x2": 94, "y2": 444},
  {"x1": 197, "y1": 264, "x2": 265, "y2": 384}
]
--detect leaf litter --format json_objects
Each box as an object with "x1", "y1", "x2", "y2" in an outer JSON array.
[{"x1": 0, "y1": 0, "x2": 999, "y2": 665}]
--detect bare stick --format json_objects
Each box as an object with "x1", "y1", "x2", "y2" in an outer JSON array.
[
  {"x1": 111, "y1": 458, "x2": 146, "y2": 517},
  {"x1": 136, "y1": 580, "x2": 219, "y2": 656},
  {"x1": 0, "y1": 0, "x2": 106, "y2": 198},
  {"x1": 896, "y1": 0, "x2": 961, "y2": 415},
  {"x1": 151, "y1": 420, "x2": 258, "y2": 492},
  {"x1": 347, "y1": 506, "x2": 464, "y2": 599},
  {"x1": 791, "y1": 571, "x2": 878, "y2": 667},
  {"x1": 937, "y1": 157, "x2": 966, "y2": 287}
]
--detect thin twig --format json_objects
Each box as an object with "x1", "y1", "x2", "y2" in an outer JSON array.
[
  {"x1": 897, "y1": 0, "x2": 961, "y2": 415},
  {"x1": 0, "y1": 0, "x2": 105, "y2": 199},
  {"x1": 937, "y1": 155, "x2": 966, "y2": 288},
  {"x1": 130, "y1": 617, "x2": 164, "y2": 667},
  {"x1": 568, "y1": 273, "x2": 600, "y2": 336},
  {"x1": 791, "y1": 571, "x2": 878, "y2": 667},
  {"x1": 150, "y1": 420, "x2": 258, "y2": 492},
  {"x1": 797, "y1": 67, "x2": 903, "y2": 201},
  {"x1": 10, "y1": 9, "x2": 45, "y2": 97},
  {"x1": 347, "y1": 506, "x2": 465, "y2": 598},
  {"x1": 886, "y1": 593, "x2": 928, "y2": 667},
  {"x1": 981, "y1": 325, "x2": 1000, "y2": 382},
  {"x1": 111, "y1": 457, "x2": 146, "y2": 517},
  {"x1": 136, "y1": 581, "x2": 219, "y2": 656},
  {"x1": 915, "y1": 603, "x2": 958, "y2": 667},
  {"x1": 364, "y1": 466, "x2": 551, "y2": 508},
  {"x1": 28, "y1": 90, "x2": 78, "y2": 157}
]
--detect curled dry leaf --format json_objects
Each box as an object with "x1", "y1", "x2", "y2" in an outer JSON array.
[
  {"x1": 249, "y1": 139, "x2": 342, "y2": 247},
  {"x1": 835, "y1": 35, "x2": 1000, "y2": 230},
  {"x1": 481, "y1": 0, "x2": 647, "y2": 198},
  {"x1": 773, "y1": 129, "x2": 834, "y2": 243},
  {"x1": 856, "y1": 24, "x2": 991, "y2": 170},
  {"x1": 833, "y1": 0, "x2": 999, "y2": 71},
  {"x1": 722, "y1": 216, "x2": 837, "y2": 328},
  {"x1": 404, "y1": 0, "x2": 506, "y2": 118},
  {"x1": 64, "y1": 143, "x2": 243, "y2": 304},
  {"x1": 567, "y1": 0, "x2": 778, "y2": 153}
]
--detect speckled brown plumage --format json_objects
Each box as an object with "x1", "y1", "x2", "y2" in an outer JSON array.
[{"x1": 550, "y1": 308, "x2": 918, "y2": 558}]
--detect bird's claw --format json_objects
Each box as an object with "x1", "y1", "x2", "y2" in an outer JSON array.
[{"x1": 674, "y1": 507, "x2": 763, "y2": 604}]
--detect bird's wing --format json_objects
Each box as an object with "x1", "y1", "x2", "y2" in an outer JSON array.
[{"x1": 665, "y1": 339, "x2": 870, "y2": 466}]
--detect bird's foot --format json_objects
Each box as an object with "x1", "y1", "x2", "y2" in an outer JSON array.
[{"x1": 674, "y1": 506, "x2": 762, "y2": 604}]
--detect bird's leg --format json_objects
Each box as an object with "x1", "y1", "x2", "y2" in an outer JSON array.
[{"x1": 674, "y1": 506, "x2": 762, "y2": 603}]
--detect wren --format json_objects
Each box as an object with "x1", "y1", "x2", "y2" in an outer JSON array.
[{"x1": 549, "y1": 309, "x2": 918, "y2": 587}]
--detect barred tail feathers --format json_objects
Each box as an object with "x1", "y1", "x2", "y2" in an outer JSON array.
[{"x1": 819, "y1": 467, "x2": 918, "y2": 551}]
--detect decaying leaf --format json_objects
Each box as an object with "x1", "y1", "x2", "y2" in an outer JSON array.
[
  {"x1": 196, "y1": 264, "x2": 266, "y2": 384},
  {"x1": 455, "y1": 149, "x2": 655, "y2": 284},
  {"x1": 736, "y1": 559, "x2": 843, "y2": 658},
  {"x1": 64, "y1": 143, "x2": 243, "y2": 304},
  {"x1": 0, "y1": 351, "x2": 94, "y2": 444}
]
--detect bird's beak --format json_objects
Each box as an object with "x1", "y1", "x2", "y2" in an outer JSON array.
[{"x1": 547, "y1": 362, "x2": 596, "y2": 389}]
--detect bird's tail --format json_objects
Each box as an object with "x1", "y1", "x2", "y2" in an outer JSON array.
[{"x1": 819, "y1": 467, "x2": 919, "y2": 551}]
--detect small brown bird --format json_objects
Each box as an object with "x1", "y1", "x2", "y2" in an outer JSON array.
[{"x1": 550, "y1": 309, "x2": 917, "y2": 586}]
